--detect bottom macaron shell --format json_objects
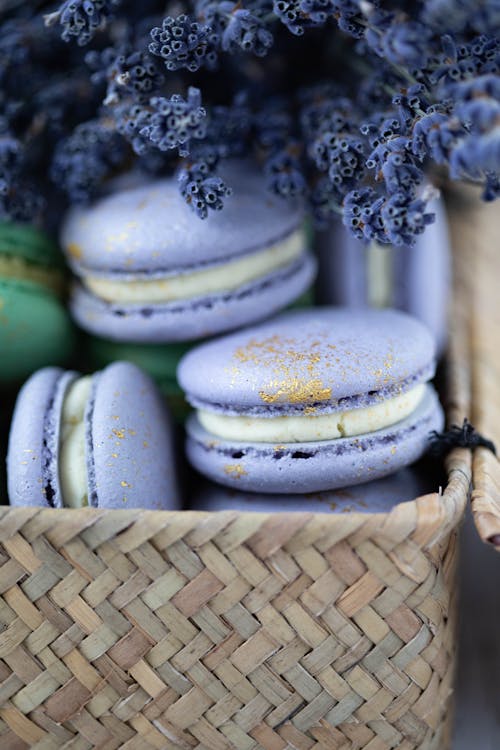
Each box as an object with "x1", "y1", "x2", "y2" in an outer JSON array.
[
  {"x1": 7, "y1": 367, "x2": 64, "y2": 507},
  {"x1": 190, "y1": 465, "x2": 437, "y2": 513},
  {"x1": 0, "y1": 282, "x2": 74, "y2": 383},
  {"x1": 70, "y1": 254, "x2": 316, "y2": 342},
  {"x1": 185, "y1": 385, "x2": 444, "y2": 493},
  {"x1": 89, "y1": 361, "x2": 180, "y2": 509}
]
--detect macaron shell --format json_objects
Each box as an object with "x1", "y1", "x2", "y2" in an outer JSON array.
[
  {"x1": 190, "y1": 466, "x2": 437, "y2": 513},
  {"x1": 392, "y1": 199, "x2": 451, "y2": 355},
  {"x1": 89, "y1": 361, "x2": 180, "y2": 509},
  {"x1": 61, "y1": 162, "x2": 303, "y2": 276},
  {"x1": 315, "y1": 224, "x2": 367, "y2": 307},
  {"x1": 70, "y1": 253, "x2": 316, "y2": 342},
  {"x1": 178, "y1": 308, "x2": 436, "y2": 415},
  {"x1": 0, "y1": 281, "x2": 75, "y2": 383},
  {"x1": 86, "y1": 336, "x2": 192, "y2": 421},
  {"x1": 315, "y1": 199, "x2": 450, "y2": 354},
  {"x1": 7, "y1": 367, "x2": 64, "y2": 507},
  {"x1": 185, "y1": 385, "x2": 444, "y2": 493}
]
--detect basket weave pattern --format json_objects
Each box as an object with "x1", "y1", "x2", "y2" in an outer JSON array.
[
  {"x1": 0, "y1": 492, "x2": 465, "y2": 750},
  {"x1": 0, "y1": 194, "x2": 485, "y2": 750}
]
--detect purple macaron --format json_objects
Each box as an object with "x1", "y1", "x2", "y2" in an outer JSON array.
[
  {"x1": 190, "y1": 465, "x2": 438, "y2": 513},
  {"x1": 315, "y1": 198, "x2": 451, "y2": 354},
  {"x1": 178, "y1": 308, "x2": 444, "y2": 493},
  {"x1": 60, "y1": 160, "x2": 316, "y2": 342},
  {"x1": 7, "y1": 361, "x2": 179, "y2": 509}
]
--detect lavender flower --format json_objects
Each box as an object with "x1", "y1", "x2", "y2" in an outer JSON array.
[
  {"x1": 380, "y1": 191, "x2": 434, "y2": 246},
  {"x1": 0, "y1": 0, "x2": 498, "y2": 237},
  {"x1": 136, "y1": 88, "x2": 207, "y2": 158},
  {"x1": 51, "y1": 119, "x2": 127, "y2": 202},
  {"x1": 221, "y1": 8, "x2": 273, "y2": 57},
  {"x1": 264, "y1": 143, "x2": 307, "y2": 198},
  {"x1": 272, "y1": 0, "x2": 328, "y2": 36},
  {"x1": 422, "y1": 0, "x2": 500, "y2": 36},
  {"x1": 366, "y1": 14, "x2": 432, "y2": 69},
  {"x1": 366, "y1": 136, "x2": 423, "y2": 195},
  {"x1": 44, "y1": 0, "x2": 121, "y2": 46},
  {"x1": 178, "y1": 157, "x2": 232, "y2": 217},
  {"x1": 343, "y1": 187, "x2": 385, "y2": 242},
  {"x1": 411, "y1": 110, "x2": 458, "y2": 163},
  {"x1": 0, "y1": 133, "x2": 43, "y2": 221},
  {"x1": 149, "y1": 15, "x2": 218, "y2": 72},
  {"x1": 98, "y1": 48, "x2": 165, "y2": 105}
]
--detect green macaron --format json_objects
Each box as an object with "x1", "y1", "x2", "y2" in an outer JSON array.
[{"x1": 0, "y1": 223, "x2": 75, "y2": 384}]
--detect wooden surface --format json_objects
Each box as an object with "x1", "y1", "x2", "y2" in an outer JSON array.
[{"x1": 453, "y1": 513, "x2": 500, "y2": 749}]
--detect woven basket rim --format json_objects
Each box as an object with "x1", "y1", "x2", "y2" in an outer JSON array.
[{"x1": 0, "y1": 447, "x2": 470, "y2": 555}]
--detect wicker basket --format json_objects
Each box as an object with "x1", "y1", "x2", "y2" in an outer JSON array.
[{"x1": 0, "y1": 194, "x2": 497, "y2": 750}]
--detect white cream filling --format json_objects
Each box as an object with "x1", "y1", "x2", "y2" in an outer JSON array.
[
  {"x1": 366, "y1": 241, "x2": 394, "y2": 308},
  {"x1": 84, "y1": 228, "x2": 305, "y2": 303},
  {"x1": 59, "y1": 376, "x2": 92, "y2": 508},
  {"x1": 198, "y1": 384, "x2": 425, "y2": 443}
]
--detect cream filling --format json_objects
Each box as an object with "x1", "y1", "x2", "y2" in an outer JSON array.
[
  {"x1": 84, "y1": 228, "x2": 305, "y2": 303},
  {"x1": 366, "y1": 241, "x2": 393, "y2": 308},
  {"x1": 59, "y1": 376, "x2": 92, "y2": 508},
  {"x1": 198, "y1": 384, "x2": 425, "y2": 443}
]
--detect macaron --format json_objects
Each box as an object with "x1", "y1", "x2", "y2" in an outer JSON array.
[
  {"x1": 178, "y1": 308, "x2": 444, "y2": 493},
  {"x1": 7, "y1": 361, "x2": 179, "y2": 509},
  {"x1": 60, "y1": 160, "x2": 316, "y2": 342},
  {"x1": 0, "y1": 222, "x2": 75, "y2": 384},
  {"x1": 315, "y1": 198, "x2": 451, "y2": 354},
  {"x1": 190, "y1": 464, "x2": 439, "y2": 513}
]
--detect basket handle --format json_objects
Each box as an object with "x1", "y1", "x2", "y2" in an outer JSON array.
[{"x1": 447, "y1": 188, "x2": 500, "y2": 551}]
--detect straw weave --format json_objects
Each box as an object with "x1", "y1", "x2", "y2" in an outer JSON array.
[{"x1": 0, "y1": 197, "x2": 478, "y2": 750}]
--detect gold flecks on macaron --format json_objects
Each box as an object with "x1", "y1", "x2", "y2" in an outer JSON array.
[
  {"x1": 230, "y1": 333, "x2": 335, "y2": 407},
  {"x1": 224, "y1": 464, "x2": 247, "y2": 478},
  {"x1": 259, "y1": 378, "x2": 331, "y2": 404},
  {"x1": 67, "y1": 242, "x2": 82, "y2": 260}
]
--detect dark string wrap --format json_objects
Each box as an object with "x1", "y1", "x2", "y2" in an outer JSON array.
[{"x1": 429, "y1": 418, "x2": 497, "y2": 457}]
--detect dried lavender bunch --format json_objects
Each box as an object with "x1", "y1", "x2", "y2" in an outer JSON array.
[{"x1": 0, "y1": 0, "x2": 498, "y2": 244}]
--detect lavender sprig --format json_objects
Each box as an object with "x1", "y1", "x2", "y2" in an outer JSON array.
[
  {"x1": 149, "y1": 15, "x2": 219, "y2": 72},
  {"x1": 0, "y1": 0, "x2": 497, "y2": 239},
  {"x1": 178, "y1": 156, "x2": 232, "y2": 218},
  {"x1": 44, "y1": 0, "x2": 121, "y2": 46}
]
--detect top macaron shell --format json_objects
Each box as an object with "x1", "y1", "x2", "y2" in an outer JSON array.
[
  {"x1": 178, "y1": 308, "x2": 437, "y2": 416},
  {"x1": 61, "y1": 162, "x2": 304, "y2": 278},
  {"x1": 89, "y1": 361, "x2": 179, "y2": 509}
]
